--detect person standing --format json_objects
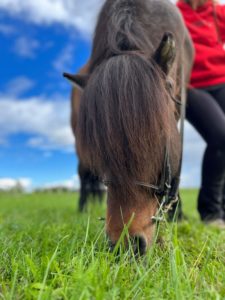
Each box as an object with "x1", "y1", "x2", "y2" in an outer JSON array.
[{"x1": 177, "y1": 0, "x2": 225, "y2": 227}]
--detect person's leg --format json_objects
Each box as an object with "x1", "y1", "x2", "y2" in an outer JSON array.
[
  {"x1": 209, "y1": 87, "x2": 225, "y2": 220},
  {"x1": 222, "y1": 185, "x2": 225, "y2": 218},
  {"x1": 199, "y1": 148, "x2": 225, "y2": 220},
  {"x1": 210, "y1": 87, "x2": 225, "y2": 113},
  {"x1": 186, "y1": 88, "x2": 225, "y2": 221}
]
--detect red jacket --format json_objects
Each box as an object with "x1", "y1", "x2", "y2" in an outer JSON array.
[{"x1": 177, "y1": 0, "x2": 225, "y2": 88}]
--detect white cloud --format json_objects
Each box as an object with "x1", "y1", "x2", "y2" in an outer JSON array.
[
  {"x1": 4, "y1": 76, "x2": 35, "y2": 97},
  {"x1": 0, "y1": 177, "x2": 32, "y2": 191},
  {"x1": 0, "y1": 175, "x2": 80, "y2": 192},
  {"x1": 0, "y1": 95, "x2": 74, "y2": 152},
  {"x1": 53, "y1": 44, "x2": 75, "y2": 72},
  {"x1": 181, "y1": 122, "x2": 205, "y2": 188},
  {"x1": 42, "y1": 174, "x2": 80, "y2": 190},
  {"x1": 181, "y1": 167, "x2": 200, "y2": 188},
  {"x1": 0, "y1": 0, "x2": 104, "y2": 37},
  {"x1": 14, "y1": 37, "x2": 40, "y2": 58}
]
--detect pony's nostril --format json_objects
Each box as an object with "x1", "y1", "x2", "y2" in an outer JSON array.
[
  {"x1": 107, "y1": 236, "x2": 147, "y2": 256},
  {"x1": 108, "y1": 239, "x2": 116, "y2": 252},
  {"x1": 132, "y1": 235, "x2": 147, "y2": 256}
]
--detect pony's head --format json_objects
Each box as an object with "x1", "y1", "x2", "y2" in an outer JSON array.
[{"x1": 64, "y1": 33, "x2": 181, "y2": 255}]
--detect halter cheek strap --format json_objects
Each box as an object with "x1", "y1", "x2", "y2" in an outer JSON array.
[{"x1": 151, "y1": 67, "x2": 186, "y2": 222}]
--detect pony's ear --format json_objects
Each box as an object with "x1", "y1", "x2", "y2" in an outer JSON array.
[
  {"x1": 153, "y1": 32, "x2": 176, "y2": 75},
  {"x1": 63, "y1": 73, "x2": 89, "y2": 90}
]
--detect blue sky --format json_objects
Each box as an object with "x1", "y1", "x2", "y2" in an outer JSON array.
[
  {"x1": 0, "y1": 0, "x2": 102, "y2": 190},
  {"x1": 0, "y1": 0, "x2": 206, "y2": 190}
]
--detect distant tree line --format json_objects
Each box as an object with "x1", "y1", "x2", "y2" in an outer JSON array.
[
  {"x1": 34, "y1": 186, "x2": 79, "y2": 193},
  {"x1": 0, "y1": 181, "x2": 25, "y2": 193}
]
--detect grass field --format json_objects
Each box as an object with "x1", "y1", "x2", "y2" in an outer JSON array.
[{"x1": 0, "y1": 190, "x2": 225, "y2": 300}]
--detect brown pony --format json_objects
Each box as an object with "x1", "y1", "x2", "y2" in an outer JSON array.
[{"x1": 65, "y1": 0, "x2": 194, "y2": 254}]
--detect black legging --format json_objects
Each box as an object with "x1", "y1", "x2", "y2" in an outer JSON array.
[{"x1": 186, "y1": 86, "x2": 225, "y2": 221}]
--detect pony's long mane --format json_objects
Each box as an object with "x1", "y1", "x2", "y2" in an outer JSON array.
[{"x1": 76, "y1": 0, "x2": 175, "y2": 197}]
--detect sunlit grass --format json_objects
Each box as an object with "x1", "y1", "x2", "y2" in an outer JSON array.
[{"x1": 0, "y1": 190, "x2": 225, "y2": 299}]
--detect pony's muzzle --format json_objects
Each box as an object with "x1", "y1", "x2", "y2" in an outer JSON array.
[
  {"x1": 131, "y1": 235, "x2": 147, "y2": 256},
  {"x1": 108, "y1": 235, "x2": 147, "y2": 256}
]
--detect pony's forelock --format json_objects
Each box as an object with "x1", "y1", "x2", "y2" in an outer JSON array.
[{"x1": 77, "y1": 54, "x2": 173, "y2": 198}]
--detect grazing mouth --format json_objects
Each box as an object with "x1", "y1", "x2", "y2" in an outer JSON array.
[{"x1": 108, "y1": 234, "x2": 148, "y2": 256}]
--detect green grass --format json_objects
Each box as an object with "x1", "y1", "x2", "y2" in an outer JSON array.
[{"x1": 0, "y1": 190, "x2": 225, "y2": 299}]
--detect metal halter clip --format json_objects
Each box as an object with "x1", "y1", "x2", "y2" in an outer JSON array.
[{"x1": 151, "y1": 215, "x2": 165, "y2": 223}]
